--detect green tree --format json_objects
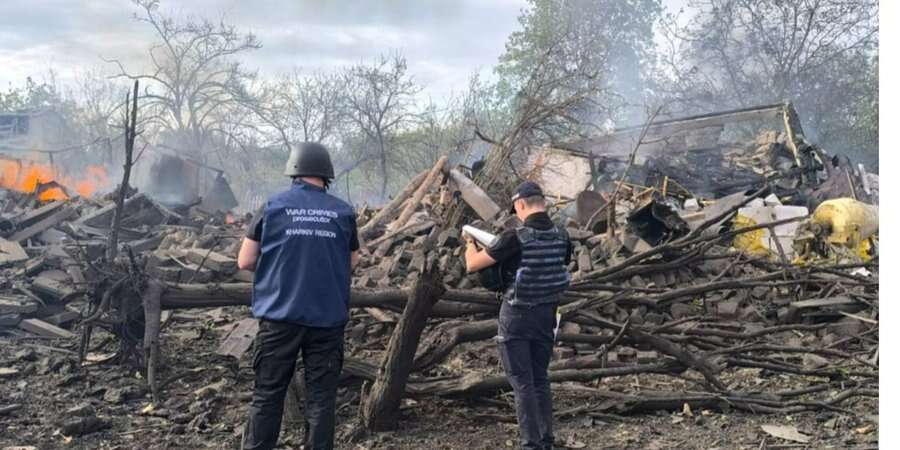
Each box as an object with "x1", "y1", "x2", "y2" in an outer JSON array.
[
  {"x1": 0, "y1": 76, "x2": 74, "y2": 113},
  {"x1": 495, "y1": 0, "x2": 663, "y2": 126}
]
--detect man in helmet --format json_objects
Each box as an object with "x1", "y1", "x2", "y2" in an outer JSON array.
[
  {"x1": 464, "y1": 181, "x2": 571, "y2": 450},
  {"x1": 238, "y1": 142, "x2": 361, "y2": 450}
]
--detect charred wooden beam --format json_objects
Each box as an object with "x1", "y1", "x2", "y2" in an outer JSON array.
[
  {"x1": 362, "y1": 258, "x2": 445, "y2": 430},
  {"x1": 359, "y1": 170, "x2": 428, "y2": 240},
  {"x1": 7, "y1": 206, "x2": 76, "y2": 242}
]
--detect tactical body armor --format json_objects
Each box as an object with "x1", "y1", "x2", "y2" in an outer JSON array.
[{"x1": 505, "y1": 226, "x2": 570, "y2": 306}]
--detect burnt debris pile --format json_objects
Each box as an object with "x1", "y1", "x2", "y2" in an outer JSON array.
[{"x1": 0, "y1": 103, "x2": 878, "y2": 444}]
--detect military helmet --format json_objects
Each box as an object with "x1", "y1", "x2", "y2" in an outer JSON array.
[{"x1": 284, "y1": 142, "x2": 335, "y2": 179}]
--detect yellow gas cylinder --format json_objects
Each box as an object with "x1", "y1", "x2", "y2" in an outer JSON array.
[{"x1": 810, "y1": 198, "x2": 878, "y2": 246}]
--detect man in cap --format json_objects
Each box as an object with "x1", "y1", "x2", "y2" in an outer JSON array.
[
  {"x1": 464, "y1": 181, "x2": 572, "y2": 450},
  {"x1": 238, "y1": 142, "x2": 361, "y2": 450}
]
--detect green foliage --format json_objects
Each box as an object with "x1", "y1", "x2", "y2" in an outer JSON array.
[
  {"x1": 495, "y1": 0, "x2": 662, "y2": 124},
  {"x1": 0, "y1": 77, "x2": 75, "y2": 114}
]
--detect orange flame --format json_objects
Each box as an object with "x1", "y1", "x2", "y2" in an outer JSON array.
[
  {"x1": 73, "y1": 165, "x2": 109, "y2": 198},
  {"x1": 38, "y1": 186, "x2": 68, "y2": 202},
  {"x1": 0, "y1": 159, "x2": 110, "y2": 201}
]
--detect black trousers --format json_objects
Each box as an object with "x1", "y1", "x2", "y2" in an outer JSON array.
[
  {"x1": 497, "y1": 302, "x2": 556, "y2": 450},
  {"x1": 242, "y1": 319, "x2": 345, "y2": 450}
]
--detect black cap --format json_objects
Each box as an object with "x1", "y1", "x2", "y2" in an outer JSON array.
[{"x1": 509, "y1": 181, "x2": 544, "y2": 213}]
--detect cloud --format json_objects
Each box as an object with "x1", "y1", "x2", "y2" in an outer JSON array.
[{"x1": 0, "y1": 0, "x2": 527, "y2": 101}]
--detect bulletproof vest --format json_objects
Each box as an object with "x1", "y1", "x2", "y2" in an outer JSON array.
[
  {"x1": 252, "y1": 181, "x2": 356, "y2": 327},
  {"x1": 506, "y1": 226, "x2": 571, "y2": 306}
]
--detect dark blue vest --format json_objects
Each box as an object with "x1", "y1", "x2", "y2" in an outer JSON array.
[
  {"x1": 506, "y1": 226, "x2": 570, "y2": 306},
  {"x1": 252, "y1": 182, "x2": 355, "y2": 327}
]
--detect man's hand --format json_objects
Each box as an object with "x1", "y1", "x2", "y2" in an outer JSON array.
[{"x1": 464, "y1": 237, "x2": 497, "y2": 273}]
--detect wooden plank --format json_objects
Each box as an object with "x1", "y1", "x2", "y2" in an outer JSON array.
[
  {"x1": 216, "y1": 318, "x2": 259, "y2": 359},
  {"x1": 185, "y1": 248, "x2": 237, "y2": 273},
  {"x1": 0, "y1": 238, "x2": 28, "y2": 266},
  {"x1": 0, "y1": 296, "x2": 38, "y2": 314},
  {"x1": 30, "y1": 276, "x2": 78, "y2": 302},
  {"x1": 78, "y1": 192, "x2": 180, "y2": 229},
  {"x1": 22, "y1": 257, "x2": 45, "y2": 276},
  {"x1": 147, "y1": 265, "x2": 183, "y2": 282},
  {"x1": 0, "y1": 313, "x2": 22, "y2": 327},
  {"x1": 18, "y1": 318, "x2": 76, "y2": 339},
  {"x1": 128, "y1": 233, "x2": 165, "y2": 253},
  {"x1": 43, "y1": 309, "x2": 80, "y2": 326},
  {"x1": 70, "y1": 223, "x2": 145, "y2": 241},
  {"x1": 786, "y1": 296, "x2": 858, "y2": 322},
  {"x1": 366, "y1": 220, "x2": 435, "y2": 252},
  {"x1": 790, "y1": 296, "x2": 856, "y2": 309},
  {"x1": 782, "y1": 102, "x2": 807, "y2": 168},
  {"x1": 838, "y1": 311, "x2": 878, "y2": 325},
  {"x1": 11, "y1": 200, "x2": 64, "y2": 229},
  {"x1": 8, "y1": 206, "x2": 76, "y2": 242},
  {"x1": 359, "y1": 170, "x2": 429, "y2": 240},
  {"x1": 179, "y1": 263, "x2": 213, "y2": 283},
  {"x1": 75, "y1": 193, "x2": 147, "y2": 228},
  {"x1": 364, "y1": 307, "x2": 397, "y2": 323},
  {"x1": 233, "y1": 270, "x2": 254, "y2": 283},
  {"x1": 389, "y1": 156, "x2": 448, "y2": 231},
  {"x1": 448, "y1": 169, "x2": 501, "y2": 221}
]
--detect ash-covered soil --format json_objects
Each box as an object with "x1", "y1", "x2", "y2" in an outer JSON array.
[{"x1": 0, "y1": 306, "x2": 878, "y2": 450}]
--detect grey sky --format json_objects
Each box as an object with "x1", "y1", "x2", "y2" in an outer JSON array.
[{"x1": 0, "y1": 0, "x2": 688, "y2": 101}]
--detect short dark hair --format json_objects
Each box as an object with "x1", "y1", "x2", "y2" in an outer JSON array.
[{"x1": 522, "y1": 195, "x2": 546, "y2": 208}]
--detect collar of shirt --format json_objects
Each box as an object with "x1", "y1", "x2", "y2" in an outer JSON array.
[
  {"x1": 522, "y1": 211, "x2": 554, "y2": 230},
  {"x1": 291, "y1": 179, "x2": 326, "y2": 192}
]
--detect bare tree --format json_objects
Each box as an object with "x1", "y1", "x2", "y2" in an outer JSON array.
[
  {"x1": 73, "y1": 69, "x2": 130, "y2": 164},
  {"x1": 656, "y1": 0, "x2": 878, "y2": 165},
  {"x1": 444, "y1": 44, "x2": 608, "y2": 231},
  {"x1": 391, "y1": 100, "x2": 463, "y2": 176},
  {"x1": 276, "y1": 70, "x2": 347, "y2": 145},
  {"x1": 105, "y1": 0, "x2": 262, "y2": 162},
  {"x1": 341, "y1": 54, "x2": 421, "y2": 200}
]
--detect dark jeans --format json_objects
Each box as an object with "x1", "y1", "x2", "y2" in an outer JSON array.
[
  {"x1": 497, "y1": 302, "x2": 556, "y2": 450},
  {"x1": 242, "y1": 319, "x2": 345, "y2": 450}
]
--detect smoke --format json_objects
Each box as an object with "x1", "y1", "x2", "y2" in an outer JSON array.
[{"x1": 136, "y1": 153, "x2": 199, "y2": 207}]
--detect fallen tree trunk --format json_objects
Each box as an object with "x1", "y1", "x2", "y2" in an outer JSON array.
[
  {"x1": 414, "y1": 319, "x2": 497, "y2": 371},
  {"x1": 387, "y1": 156, "x2": 447, "y2": 232},
  {"x1": 159, "y1": 283, "x2": 499, "y2": 317},
  {"x1": 359, "y1": 170, "x2": 428, "y2": 240},
  {"x1": 362, "y1": 258, "x2": 445, "y2": 431},
  {"x1": 346, "y1": 357, "x2": 684, "y2": 398}
]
